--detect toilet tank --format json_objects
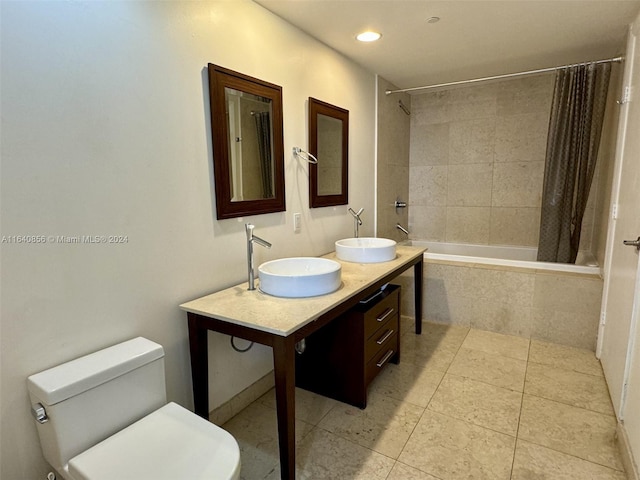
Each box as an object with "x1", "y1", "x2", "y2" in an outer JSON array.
[{"x1": 27, "y1": 337, "x2": 167, "y2": 476}]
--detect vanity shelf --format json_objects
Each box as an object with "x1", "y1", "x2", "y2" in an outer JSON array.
[{"x1": 295, "y1": 284, "x2": 400, "y2": 408}]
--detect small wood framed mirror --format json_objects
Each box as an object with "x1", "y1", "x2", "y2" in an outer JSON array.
[
  {"x1": 208, "y1": 64, "x2": 285, "y2": 219},
  {"x1": 308, "y1": 97, "x2": 349, "y2": 208}
]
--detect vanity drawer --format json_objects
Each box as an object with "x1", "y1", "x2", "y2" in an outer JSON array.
[
  {"x1": 363, "y1": 286, "x2": 400, "y2": 340},
  {"x1": 365, "y1": 332, "x2": 399, "y2": 386},
  {"x1": 365, "y1": 315, "x2": 398, "y2": 361}
]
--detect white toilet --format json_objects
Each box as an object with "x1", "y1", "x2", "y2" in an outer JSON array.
[{"x1": 27, "y1": 337, "x2": 241, "y2": 480}]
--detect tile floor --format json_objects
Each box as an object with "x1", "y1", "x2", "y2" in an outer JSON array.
[{"x1": 222, "y1": 321, "x2": 626, "y2": 479}]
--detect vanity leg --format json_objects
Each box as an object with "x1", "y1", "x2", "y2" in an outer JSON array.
[
  {"x1": 272, "y1": 336, "x2": 297, "y2": 480},
  {"x1": 187, "y1": 313, "x2": 210, "y2": 419},
  {"x1": 414, "y1": 260, "x2": 423, "y2": 335}
]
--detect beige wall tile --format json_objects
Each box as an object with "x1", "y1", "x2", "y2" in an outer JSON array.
[
  {"x1": 410, "y1": 165, "x2": 448, "y2": 206},
  {"x1": 490, "y1": 207, "x2": 541, "y2": 247},
  {"x1": 412, "y1": 90, "x2": 449, "y2": 126},
  {"x1": 445, "y1": 206, "x2": 491, "y2": 243},
  {"x1": 465, "y1": 267, "x2": 535, "y2": 306},
  {"x1": 409, "y1": 205, "x2": 446, "y2": 241},
  {"x1": 495, "y1": 74, "x2": 554, "y2": 116},
  {"x1": 533, "y1": 274, "x2": 603, "y2": 314},
  {"x1": 448, "y1": 83, "x2": 498, "y2": 122},
  {"x1": 449, "y1": 118, "x2": 496, "y2": 165},
  {"x1": 447, "y1": 163, "x2": 493, "y2": 206},
  {"x1": 531, "y1": 307, "x2": 600, "y2": 351},
  {"x1": 410, "y1": 123, "x2": 449, "y2": 166},
  {"x1": 495, "y1": 112, "x2": 548, "y2": 163},
  {"x1": 492, "y1": 161, "x2": 545, "y2": 207},
  {"x1": 469, "y1": 300, "x2": 533, "y2": 338}
]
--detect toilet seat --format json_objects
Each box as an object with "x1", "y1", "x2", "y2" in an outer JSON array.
[{"x1": 67, "y1": 402, "x2": 240, "y2": 480}]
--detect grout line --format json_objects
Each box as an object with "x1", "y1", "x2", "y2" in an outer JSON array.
[{"x1": 509, "y1": 338, "x2": 531, "y2": 478}]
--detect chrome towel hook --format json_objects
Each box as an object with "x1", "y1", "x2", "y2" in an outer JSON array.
[{"x1": 293, "y1": 147, "x2": 318, "y2": 164}]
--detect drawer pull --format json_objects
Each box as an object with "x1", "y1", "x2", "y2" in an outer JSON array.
[
  {"x1": 376, "y1": 349, "x2": 395, "y2": 368},
  {"x1": 376, "y1": 308, "x2": 394, "y2": 323},
  {"x1": 376, "y1": 329, "x2": 395, "y2": 345}
]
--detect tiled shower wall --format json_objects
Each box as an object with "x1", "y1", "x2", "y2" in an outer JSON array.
[
  {"x1": 407, "y1": 72, "x2": 619, "y2": 251},
  {"x1": 376, "y1": 76, "x2": 410, "y2": 241},
  {"x1": 408, "y1": 74, "x2": 554, "y2": 246}
]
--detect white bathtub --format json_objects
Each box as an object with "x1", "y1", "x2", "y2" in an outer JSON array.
[{"x1": 405, "y1": 240, "x2": 601, "y2": 277}]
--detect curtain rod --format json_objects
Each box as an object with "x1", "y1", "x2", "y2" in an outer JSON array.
[{"x1": 385, "y1": 56, "x2": 623, "y2": 95}]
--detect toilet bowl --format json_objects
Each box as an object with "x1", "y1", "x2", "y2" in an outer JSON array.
[{"x1": 27, "y1": 337, "x2": 240, "y2": 480}]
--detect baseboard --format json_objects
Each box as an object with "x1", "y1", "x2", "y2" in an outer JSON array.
[
  {"x1": 617, "y1": 421, "x2": 640, "y2": 480},
  {"x1": 208, "y1": 371, "x2": 275, "y2": 426}
]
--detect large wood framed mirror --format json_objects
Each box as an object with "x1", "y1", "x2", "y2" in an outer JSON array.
[
  {"x1": 308, "y1": 97, "x2": 349, "y2": 208},
  {"x1": 208, "y1": 64, "x2": 285, "y2": 219}
]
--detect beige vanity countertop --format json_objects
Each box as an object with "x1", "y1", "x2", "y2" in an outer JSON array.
[{"x1": 179, "y1": 245, "x2": 425, "y2": 337}]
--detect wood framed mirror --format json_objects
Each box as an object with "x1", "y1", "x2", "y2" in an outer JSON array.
[
  {"x1": 208, "y1": 64, "x2": 285, "y2": 219},
  {"x1": 308, "y1": 97, "x2": 349, "y2": 208}
]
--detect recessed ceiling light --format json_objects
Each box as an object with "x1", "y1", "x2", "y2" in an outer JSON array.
[
  {"x1": 426, "y1": 16, "x2": 440, "y2": 24},
  {"x1": 356, "y1": 31, "x2": 382, "y2": 42}
]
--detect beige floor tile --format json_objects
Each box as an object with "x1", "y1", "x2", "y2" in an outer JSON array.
[
  {"x1": 387, "y1": 462, "x2": 442, "y2": 480},
  {"x1": 512, "y1": 439, "x2": 627, "y2": 479},
  {"x1": 414, "y1": 321, "x2": 470, "y2": 345},
  {"x1": 448, "y1": 347, "x2": 527, "y2": 391},
  {"x1": 518, "y1": 395, "x2": 623, "y2": 470},
  {"x1": 529, "y1": 340, "x2": 603, "y2": 376},
  {"x1": 428, "y1": 373, "x2": 522, "y2": 436},
  {"x1": 398, "y1": 410, "x2": 516, "y2": 480},
  {"x1": 401, "y1": 332, "x2": 461, "y2": 372},
  {"x1": 223, "y1": 402, "x2": 314, "y2": 480},
  {"x1": 461, "y1": 328, "x2": 530, "y2": 360},
  {"x1": 258, "y1": 387, "x2": 339, "y2": 425},
  {"x1": 265, "y1": 428, "x2": 395, "y2": 480},
  {"x1": 318, "y1": 392, "x2": 424, "y2": 459},
  {"x1": 368, "y1": 359, "x2": 445, "y2": 407},
  {"x1": 525, "y1": 363, "x2": 614, "y2": 415}
]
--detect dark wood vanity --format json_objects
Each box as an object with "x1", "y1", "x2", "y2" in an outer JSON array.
[
  {"x1": 181, "y1": 246, "x2": 424, "y2": 480},
  {"x1": 295, "y1": 284, "x2": 400, "y2": 408}
]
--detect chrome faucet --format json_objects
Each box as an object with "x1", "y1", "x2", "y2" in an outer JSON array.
[
  {"x1": 246, "y1": 224, "x2": 272, "y2": 291},
  {"x1": 396, "y1": 223, "x2": 409, "y2": 236},
  {"x1": 348, "y1": 207, "x2": 364, "y2": 238}
]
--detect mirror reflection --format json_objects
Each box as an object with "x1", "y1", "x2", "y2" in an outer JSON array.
[
  {"x1": 225, "y1": 88, "x2": 275, "y2": 201},
  {"x1": 316, "y1": 114, "x2": 343, "y2": 196},
  {"x1": 208, "y1": 64, "x2": 285, "y2": 219}
]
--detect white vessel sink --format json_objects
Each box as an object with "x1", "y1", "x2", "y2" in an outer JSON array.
[
  {"x1": 335, "y1": 237, "x2": 397, "y2": 263},
  {"x1": 258, "y1": 257, "x2": 342, "y2": 298}
]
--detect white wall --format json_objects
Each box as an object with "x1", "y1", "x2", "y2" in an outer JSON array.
[{"x1": 0, "y1": 1, "x2": 375, "y2": 477}]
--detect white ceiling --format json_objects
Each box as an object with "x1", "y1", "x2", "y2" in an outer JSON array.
[{"x1": 254, "y1": 0, "x2": 640, "y2": 91}]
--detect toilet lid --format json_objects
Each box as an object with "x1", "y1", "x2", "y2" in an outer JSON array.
[{"x1": 68, "y1": 402, "x2": 240, "y2": 480}]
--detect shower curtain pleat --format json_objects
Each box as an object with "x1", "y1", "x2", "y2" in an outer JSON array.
[
  {"x1": 537, "y1": 62, "x2": 611, "y2": 264},
  {"x1": 254, "y1": 112, "x2": 274, "y2": 198}
]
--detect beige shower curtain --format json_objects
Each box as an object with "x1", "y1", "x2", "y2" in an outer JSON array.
[{"x1": 537, "y1": 62, "x2": 611, "y2": 263}]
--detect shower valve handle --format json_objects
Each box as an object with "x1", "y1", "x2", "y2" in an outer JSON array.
[{"x1": 623, "y1": 236, "x2": 640, "y2": 252}]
